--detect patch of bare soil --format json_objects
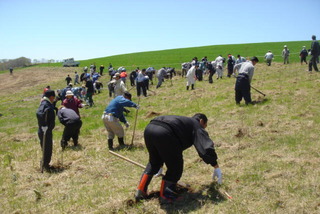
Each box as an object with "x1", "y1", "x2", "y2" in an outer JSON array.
[
  {"x1": 145, "y1": 111, "x2": 161, "y2": 118},
  {"x1": 0, "y1": 67, "x2": 80, "y2": 96}
]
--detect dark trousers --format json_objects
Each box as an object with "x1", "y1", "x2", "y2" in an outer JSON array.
[
  {"x1": 38, "y1": 128, "x2": 53, "y2": 167},
  {"x1": 143, "y1": 123, "x2": 183, "y2": 182},
  {"x1": 301, "y1": 56, "x2": 307, "y2": 64},
  {"x1": 137, "y1": 81, "x2": 147, "y2": 97},
  {"x1": 309, "y1": 55, "x2": 319, "y2": 71},
  {"x1": 235, "y1": 75, "x2": 251, "y2": 104},
  {"x1": 62, "y1": 120, "x2": 82, "y2": 143}
]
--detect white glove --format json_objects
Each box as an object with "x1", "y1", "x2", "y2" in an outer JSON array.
[
  {"x1": 212, "y1": 168, "x2": 222, "y2": 184},
  {"x1": 155, "y1": 167, "x2": 163, "y2": 177},
  {"x1": 41, "y1": 126, "x2": 48, "y2": 132},
  {"x1": 125, "y1": 122, "x2": 130, "y2": 128},
  {"x1": 136, "y1": 105, "x2": 140, "y2": 110},
  {"x1": 81, "y1": 104, "x2": 86, "y2": 107}
]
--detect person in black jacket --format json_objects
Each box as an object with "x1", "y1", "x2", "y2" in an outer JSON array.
[
  {"x1": 300, "y1": 46, "x2": 308, "y2": 65},
  {"x1": 57, "y1": 106, "x2": 82, "y2": 149},
  {"x1": 135, "y1": 113, "x2": 222, "y2": 203},
  {"x1": 85, "y1": 78, "x2": 94, "y2": 107},
  {"x1": 36, "y1": 90, "x2": 56, "y2": 172},
  {"x1": 308, "y1": 35, "x2": 319, "y2": 72}
]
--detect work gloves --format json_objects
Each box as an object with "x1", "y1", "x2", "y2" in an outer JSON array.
[
  {"x1": 41, "y1": 126, "x2": 48, "y2": 132},
  {"x1": 136, "y1": 105, "x2": 140, "y2": 110},
  {"x1": 154, "y1": 167, "x2": 163, "y2": 177},
  {"x1": 125, "y1": 122, "x2": 130, "y2": 128},
  {"x1": 212, "y1": 168, "x2": 222, "y2": 184}
]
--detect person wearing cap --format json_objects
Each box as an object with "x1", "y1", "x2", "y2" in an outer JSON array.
[
  {"x1": 282, "y1": 45, "x2": 290, "y2": 64},
  {"x1": 62, "y1": 90, "x2": 85, "y2": 117},
  {"x1": 308, "y1": 35, "x2": 319, "y2": 72},
  {"x1": 102, "y1": 92, "x2": 139, "y2": 150},
  {"x1": 57, "y1": 105, "x2": 83, "y2": 149},
  {"x1": 36, "y1": 90, "x2": 56, "y2": 171},
  {"x1": 233, "y1": 56, "x2": 259, "y2": 105},
  {"x1": 264, "y1": 50, "x2": 274, "y2": 66},
  {"x1": 300, "y1": 46, "x2": 308, "y2": 65},
  {"x1": 113, "y1": 73, "x2": 128, "y2": 97},
  {"x1": 65, "y1": 75, "x2": 72, "y2": 86}
]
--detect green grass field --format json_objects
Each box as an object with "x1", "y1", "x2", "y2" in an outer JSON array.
[
  {"x1": 1, "y1": 41, "x2": 320, "y2": 213},
  {"x1": 33, "y1": 40, "x2": 310, "y2": 70}
]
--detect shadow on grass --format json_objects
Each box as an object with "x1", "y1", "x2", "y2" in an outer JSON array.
[
  {"x1": 113, "y1": 143, "x2": 145, "y2": 151},
  {"x1": 159, "y1": 182, "x2": 227, "y2": 213},
  {"x1": 126, "y1": 182, "x2": 227, "y2": 213}
]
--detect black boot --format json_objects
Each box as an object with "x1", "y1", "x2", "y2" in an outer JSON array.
[
  {"x1": 191, "y1": 84, "x2": 194, "y2": 90},
  {"x1": 159, "y1": 180, "x2": 180, "y2": 204},
  {"x1": 108, "y1": 139, "x2": 114, "y2": 150},
  {"x1": 186, "y1": 86, "x2": 189, "y2": 90},
  {"x1": 135, "y1": 173, "x2": 153, "y2": 202},
  {"x1": 61, "y1": 140, "x2": 67, "y2": 150},
  {"x1": 118, "y1": 137, "x2": 126, "y2": 149}
]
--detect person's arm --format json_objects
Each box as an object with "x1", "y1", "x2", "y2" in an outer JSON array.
[{"x1": 193, "y1": 128, "x2": 218, "y2": 167}]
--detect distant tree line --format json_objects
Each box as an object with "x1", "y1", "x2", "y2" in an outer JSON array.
[{"x1": 0, "y1": 57, "x2": 32, "y2": 71}]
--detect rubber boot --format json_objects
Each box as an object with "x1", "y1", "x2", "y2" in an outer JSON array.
[
  {"x1": 118, "y1": 137, "x2": 126, "y2": 149},
  {"x1": 108, "y1": 139, "x2": 114, "y2": 150},
  {"x1": 135, "y1": 173, "x2": 153, "y2": 202},
  {"x1": 191, "y1": 84, "x2": 194, "y2": 90},
  {"x1": 159, "y1": 180, "x2": 180, "y2": 204},
  {"x1": 186, "y1": 86, "x2": 189, "y2": 90},
  {"x1": 61, "y1": 140, "x2": 67, "y2": 150}
]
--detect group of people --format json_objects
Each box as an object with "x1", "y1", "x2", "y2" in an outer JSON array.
[
  {"x1": 36, "y1": 35, "x2": 319, "y2": 204},
  {"x1": 263, "y1": 35, "x2": 319, "y2": 72}
]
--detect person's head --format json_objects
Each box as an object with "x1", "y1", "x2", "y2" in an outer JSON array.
[
  {"x1": 237, "y1": 54, "x2": 240, "y2": 58},
  {"x1": 268, "y1": 50, "x2": 271, "y2": 52},
  {"x1": 250, "y1": 56, "x2": 259, "y2": 65},
  {"x1": 142, "y1": 68, "x2": 146, "y2": 73},
  {"x1": 75, "y1": 71, "x2": 77, "y2": 74},
  {"x1": 312, "y1": 35, "x2": 316, "y2": 40},
  {"x1": 66, "y1": 90, "x2": 74, "y2": 99},
  {"x1": 192, "y1": 113, "x2": 208, "y2": 129},
  {"x1": 284, "y1": 45, "x2": 287, "y2": 49},
  {"x1": 46, "y1": 85, "x2": 50, "y2": 89},
  {"x1": 124, "y1": 92, "x2": 132, "y2": 100},
  {"x1": 44, "y1": 90, "x2": 55, "y2": 102},
  {"x1": 69, "y1": 83, "x2": 73, "y2": 87},
  {"x1": 114, "y1": 73, "x2": 120, "y2": 79}
]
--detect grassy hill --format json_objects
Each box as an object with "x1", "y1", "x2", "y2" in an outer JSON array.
[
  {"x1": 36, "y1": 41, "x2": 310, "y2": 70},
  {"x1": 0, "y1": 42, "x2": 320, "y2": 213}
]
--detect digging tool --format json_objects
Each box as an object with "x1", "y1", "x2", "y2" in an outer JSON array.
[
  {"x1": 130, "y1": 96, "x2": 140, "y2": 146},
  {"x1": 109, "y1": 150, "x2": 191, "y2": 190},
  {"x1": 40, "y1": 111, "x2": 48, "y2": 173},
  {"x1": 251, "y1": 85, "x2": 266, "y2": 97}
]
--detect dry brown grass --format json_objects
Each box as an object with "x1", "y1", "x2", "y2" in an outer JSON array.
[{"x1": 0, "y1": 63, "x2": 320, "y2": 213}]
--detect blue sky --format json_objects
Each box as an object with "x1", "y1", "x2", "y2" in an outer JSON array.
[{"x1": 0, "y1": 0, "x2": 319, "y2": 61}]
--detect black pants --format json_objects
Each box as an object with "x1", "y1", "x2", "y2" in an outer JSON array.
[
  {"x1": 301, "y1": 56, "x2": 307, "y2": 64},
  {"x1": 137, "y1": 81, "x2": 147, "y2": 97},
  {"x1": 143, "y1": 123, "x2": 183, "y2": 182},
  {"x1": 62, "y1": 120, "x2": 82, "y2": 143},
  {"x1": 38, "y1": 128, "x2": 53, "y2": 167},
  {"x1": 309, "y1": 55, "x2": 319, "y2": 71},
  {"x1": 235, "y1": 75, "x2": 251, "y2": 104}
]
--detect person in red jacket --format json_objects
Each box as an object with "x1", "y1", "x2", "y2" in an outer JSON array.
[{"x1": 62, "y1": 90, "x2": 85, "y2": 117}]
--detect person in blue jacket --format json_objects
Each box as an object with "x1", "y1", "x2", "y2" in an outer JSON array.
[{"x1": 102, "y1": 92, "x2": 139, "y2": 150}]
